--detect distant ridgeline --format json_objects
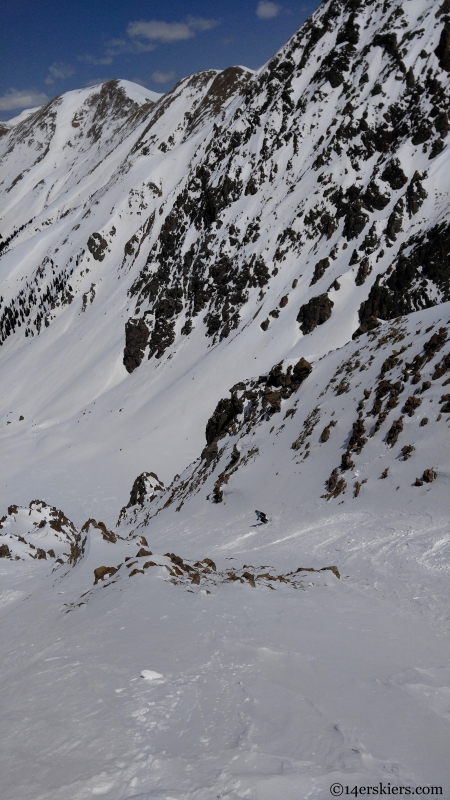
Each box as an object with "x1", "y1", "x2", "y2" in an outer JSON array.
[{"x1": 0, "y1": 0, "x2": 449, "y2": 360}]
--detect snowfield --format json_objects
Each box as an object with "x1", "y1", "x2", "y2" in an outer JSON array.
[
  {"x1": 1, "y1": 303, "x2": 449, "y2": 798},
  {"x1": 1, "y1": 0, "x2": 450, "y2": 796},
  {"x1": 1, "y1": 502, "x2": 450, "y2": 799}
]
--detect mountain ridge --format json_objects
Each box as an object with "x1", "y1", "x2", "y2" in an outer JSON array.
[{"x1": 0, "y1": 0, "x2": 449, "y2": 528}]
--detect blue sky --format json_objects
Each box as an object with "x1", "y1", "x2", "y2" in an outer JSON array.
[{"x1": 0, "y1": 0, "x2": 320, "y2": 121}]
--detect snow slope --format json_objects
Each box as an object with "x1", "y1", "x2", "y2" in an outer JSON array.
[
  {"x1": 1, "y1": 0, "x2": 450, "y2": 796},
  {"x1": 1, "y1": 0, "x2": 450, "y2": 521}
]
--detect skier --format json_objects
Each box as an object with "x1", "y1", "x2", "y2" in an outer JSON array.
[{"x1": 255, "y1": 509, "x2": 268, "y2": 524}]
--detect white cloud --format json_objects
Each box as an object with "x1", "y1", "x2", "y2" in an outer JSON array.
[
  {"x1": 78, "y1": 53, "x2": 114, "y2": 66},
  {"x1": 105, "y1": 38, "x2": 156, "y2": 57},
  {"x1": 78, "y1": 40, "x2": 154, "y2": 64},
  {"x1": 0, "y1": 89, "x2": 50, "y2": 112},
  {"x1": 151, "y1": 70, "x2": 176, "y2": 84},
  {"x1": 127, "y1": 16, "x2": 219, "y2": 44},
  {"x1": 128, "y1": 20, "x2": 194, "y2": 43},
  {"x1": 79, "y1": 15, "x2": 219, "y2": 69},
  {"x1": 44, "y1": 62, "x2": 75, "y2": 85},
  {"x1": 186, "y1": 16, "x2": 220, "y2": 32},
  {"x1": 256, "y1": 1, "x2": 282, "y2": 19}
]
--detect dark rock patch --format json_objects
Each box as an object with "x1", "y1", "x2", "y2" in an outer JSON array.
[
  {"x1": 297, "y1": 294, "x2": 334, "y2": 334},
  {"x1": 401, "y1": 445, "x2": 415, "y2": 461},
  {"x1": 323, "y1": 468, "x2": 346, "y2": 499},
  {"x1": 422, "y1": 468, "x2": 437, "y2": 483},
  {"x1": 356, "y1": 223, "x2": 450, "y2": 328},
  {"x1": 386, "y1": 417, "x2": 403, "y2": 446},
  {"x1": 205, "y1": 394, "x2": 244, "y2": 446},
  {"x1": 320, "y1": 419, "x2": 336, "y2": 442},
  {"x1": 0, "y1": 543, "x2": 11, "y2": 558},
  {"x1": 385, "y1": 200, "x2": 404, "y2": 242},
  {"x1": 123, "y1": 318, "x2": 150, "y2": 373},
  {"x1": 310, "y1": 258, "x2": 330, "y2": 286},
  {"x1": 355, "y1": 257, "x2": 372, "y2": 286},
  {"x1": 93, "y1": 566, "x2": 118, "y2": 584},
  {"x1": 435, "y1": 24, "x2": 450, "y2": 71},
  {"x1": 87, "y1": 232, "x2": 108, "y2": 262},
  {"x1": 403, "y1": 395, "x2": 422, "y2": 416},
  {"x1": 81, "y1": 518, "x2": 117, "y2": 543},
  {"x1": 406, "y1": 172, "x2": 427, "y2": 217},
  {"x1": 381, "y1": 159, "x2": 407, "y2": 191}
]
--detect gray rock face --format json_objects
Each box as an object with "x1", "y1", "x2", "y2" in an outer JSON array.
[{"x1": 297, "y1": 295, "x2": 334, "y2": 335}]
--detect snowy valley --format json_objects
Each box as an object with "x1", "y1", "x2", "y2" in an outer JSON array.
[{"x1": 1, "y1": 0, "x2": 450, "y2": 797}]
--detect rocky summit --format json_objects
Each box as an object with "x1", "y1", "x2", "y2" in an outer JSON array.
[{"x1": 1, "y1": 1, "x2": 450, "y2": 798}]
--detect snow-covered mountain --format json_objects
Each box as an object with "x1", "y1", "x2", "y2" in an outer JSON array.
[
  {"x1": 1, "y1": 1, "x2": 450, "y2": 798},
  {"x1": 1, "y1": 0, "x2": 450, "y2": 522}
]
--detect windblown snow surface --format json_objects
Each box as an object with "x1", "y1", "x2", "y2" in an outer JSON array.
[{"x1": 1, "y1": 0, "x2": 450, "y2": 797}]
